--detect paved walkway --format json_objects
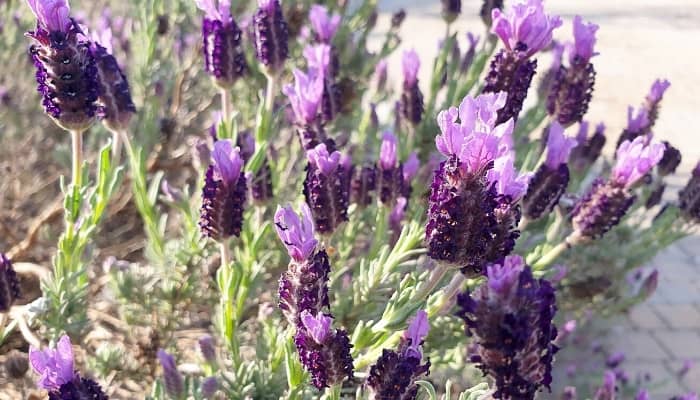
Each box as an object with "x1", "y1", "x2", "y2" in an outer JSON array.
[{"x1": 379, "y1": 0, "x2": 700, "y2": 397}]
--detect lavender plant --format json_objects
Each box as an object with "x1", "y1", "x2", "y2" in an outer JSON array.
[{"x1": 2, "y1": 0, "x2": 698, "y2": 399}]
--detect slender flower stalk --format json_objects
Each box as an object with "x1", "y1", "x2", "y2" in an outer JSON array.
[
  {"x1": 483, "y1": 0, "x2": 562, "y2": 124},
  {"x1": 456, "y1": 256, "x2": 558, "y2": 400},
  {"x1": 366, "y1": 310, "x2": 431, "y2": 399},
  {"x1": 29, "y1": 335, "x2": 109, "y2": 399},
  {"x1": 547, "y1": 16, "x2": 598, "y2": 127}
]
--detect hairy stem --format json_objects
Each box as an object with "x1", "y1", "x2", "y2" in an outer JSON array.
[{"x1": 70, "y1": 129, "x2": 83, "y2": 188}]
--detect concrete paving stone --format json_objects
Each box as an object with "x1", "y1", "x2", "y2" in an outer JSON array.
[
  {"x1": 653, "y1": 280, "x2": 700, "y2": 305},
  {"x1": 628, "y1": 305, "x2": 669, "y2": 330},
  {"x1": 652, "y1": 330, "x2": 700, "y2": 359},
  {"x1": 605, "y1": 331, "x2": 671, "y2": 361},
  {"x1": 623, "y1": 361, "x2": 681, "y2": 398},
  {"x1": 652, "y1": 304, "x2": 700, "y2": 330}
]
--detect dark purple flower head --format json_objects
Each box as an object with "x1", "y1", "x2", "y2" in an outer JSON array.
[
  {"x1": 309, "y1": 5, "x2": 340, "y2": 44},
  {"x1": 196, "y1": 0, "x2": 248, "y2": 88},
  {"x1": 400, "y1": 50, "x2": 424, "y2": 126},
  {"x1": 377, "y1": 132, "x2": 405, "y2": 205},
  {"x1": 482, "y1": 46, "x2": 537, "y2": 124},
  {"x1": 278, "y1": 247, "x2": 330, "y2": 326},
  {"x1": 201, "y1": 376, "x2": 218, "y2": 399},
  {"x1": 658, "y1": 141, "x2": 682, "y2": 176},
  {"x1": 47, "y1": 377, "x2": 109, "y2": 400},
  {"x1": 679, "y1": 161, "x2": 700, "y2": 223},
  {"x1": 545, "y1": 122, "x2": 577, "y2": 168},
  {"x1": 29, "y1": 335, "x2": 75, "y2": 390},
  {"x1": 283, "y1": 68, "x2": 324, "y2": 125},
  {"x1": 253, "y1": 0, "x2": 289, "y2": 73},
  {"x1": 491, "y1": 0, "x2": 562, "y2": 57},
  {"x1": 304, "y1": 144, "x2": 349, "y2": 234},
  {"x1": 26, "y1": 0, "x2": 100, "y2": 132},
  {"x1": 571, "y1": 121, "x2": 606, "y2": 171},
  {"x1": 571, "y1": 178, "x2": 635, "y2": 242},
  {"x1": 617, "y1": 106, "x2": 649, "y2": 147},
  {"x1": 274, "y1": 203, "x2": 318, "y2": 262},
  {"x1": 90, "y1": 29, "x2": 136, "y2": 132},
  {"x1": 391, "y1": 9, "x2": 406, "y2": 29},
  {"x1": 295, "y1": 311, "x2": 354, "y2": 389},
  {"x1": 0, "y1": 253, "x2": 20, "y2": 312},
  {"x1": 366, "y1": 310, "x2": 431, "y2": 400},
  {"x1": 200, "y1": 140, "x2": 247, "y2": 240},
  {"x1": 441, "y1": 0, "x2": 462, "y2": 23},
  {"x1": 612, "y1": 137, "x2": 665, "y2": 188},
  {"x1": 456, "y1": 257, "x2": 558, "y2": 399},
  {"x1": 157, "y1": 349, "x2": 184, "y2": 399},
  {"x1": 605, "y1": 352, "x2": 625, "y2": 368},
  {"x1": 523, "y1": 162, "x2": 570, "y2": 220},
  {"x1": 198, "y1": 335, "x2": 217, "y2": 363},
  {"x1": 568, "y1": 16, "x2": 598, "y2": 64},
  {"x1": 647, "y1": 79, "x2": 671, "y2": 105}
]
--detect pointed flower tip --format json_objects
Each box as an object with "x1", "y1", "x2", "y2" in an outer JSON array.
[
  {"x1": 274, "y1": 203, "x2": 317, "y2": 262},
  {"x1": 212, "y1": 140, "x2": 244, "y2": 185},
  {"x1": 195, "y1": 0, "x2": 231, "y2": 21},
  {"x1": 29, "y1": 334, "x2": 75, "y2": 390},
  {"x1": 648, "y1": 79, "x2": 671, "y2": 103},
  {"x1": 27, "y1": 0, "x2": 72, "y2": 32},
  {"x1": 309, "y1": 5, "x2": 341, "y2": 43},
  {"x1": 571, "y1": 15, "x2": 599, "y2": 63},
  {"x1": 546, "y1": 122, "x2": 578, "y2": 168},
  {"x1": 403, "y1": 309, "x2": 429, "y2": 359},
  {"x1": 486, "y1": 255, "x2": 525, "y2": 294},
  {"x1": 613, "y1": 136, "x2": 665, "y2": 187},
  {"x1": 491, "y1": 0, "x2": 562, "y2": 56},
  {"x1": 307, "y1": 143, "x2": 341, "y2": 175},
  {"x1": 303, "y1": 43, "x2": 331, "y2": 74},
  {"x1": 300, "y1": 310, "x2": 333, "y2": 344},
  {"x1": 402, "y1": 49, "x2": 420, "y2": 86},
  {"x1": 284, "y1": 68, "x2": 324, "y2": 125},
  {"x1": 379, "y1": 131, "x2": 398, "y2": 170},
  {"x1": 627, "y1": 106, "x2": 649, "y2": 133},
  {"x1": 489, "y1": 153, "x2": 531, "y2": 199}
]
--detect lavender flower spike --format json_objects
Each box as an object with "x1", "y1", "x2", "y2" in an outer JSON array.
[
  {"x1": 309, "y1": 5, "x2": 340, "y2": 44},
  {"x1": 367, "y1": 310, "x2": 431, "y2": 399},
  {"x1": 377, "y1": 131, "x2": 404, "y2": 205},
  {"x1": 570, "y1": 16, "x2": 598, "y2": 63},
  {"x1": 1, "y1": 253, "x2": 21, "y2": 312},
  {"x1": 523, "y1": 122, "x2": 576, "y2": 219},
  {"x1": 157, "y1": 349, "x2": 184, "y2": 399},
  {"x1": 200, "y1": 140, "x2": 247, "y2": 240},
  {"x1": 400, "y1": 49, "x2": 424, "y2": 125},
  {"x1": 91, "y1": 29, "x2": 136, "y2": 132},
  {"x1": 254, "y1": 0, "x2": 289, "y2": 73},
  {"x1": 196, "y1": 0, "x2": 248, "y2": 88},
  {"x1": 612, "y1": 137, "x2": 665, "y2": 189},
  {"x1": 491, "y1": 0, "x2": 562, "y2": 57},
  {"x1": 274, "y1": 203, "x2": 318, "y2": 262},
  {"x1": 295, "y1": 311, "x2": 354, "y2": 389},
  {"x1": 679, "y1": 161, "x2": 700, "y2": 223},
  {"x1": 304, "y1": 144, "x2": 349, "y2": 234},
  {"x1": 29, "y1": 335, "x2": 75, "y2": 390},
  {"x1": 29, "y1": 334, "x2": 110, "y2": 399},
  {"x1": 26, "y1": 0, "x2": 100, "y2": 132},
  {"x1": 457, "y1": 256, "x2": 558, "y2": 399},
  {"x1": 283, "y1": 68, "x2": 324, "y2": 125}
]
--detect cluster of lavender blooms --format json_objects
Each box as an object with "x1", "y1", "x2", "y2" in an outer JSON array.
[
  {"x1": 26, "y1": 0, "x2": 135, "y2": 135},
  {"x1": 11, "y1": 0, "x2": 700, "y2": 398}
]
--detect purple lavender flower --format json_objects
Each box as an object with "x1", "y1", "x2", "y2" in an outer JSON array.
[
  {"x1": 26, "y1": 0, "x2": 100, "y2": 132},
  {"x1": 276, "y1": 204, "x2": 330, "y2": 325},
  {"x1": 456, "y1": 256, "x2": 558, "y2": 399},
  {"x1": 295, "y1": 311, "x2": 354, "y2": 389},
  {"x1": 484, "y1": 0, "x2": 561, "y2": 124},
  {"x1": 253, "y1": 0, "x2": 289, "y2": 73},
  {"x1": 571, "y1": 137, "x2": 664, "y2": 242},
  {"x1": 29, "y1": 335, "x2": 108, "y2": 399},
  {"x1": 547, "y1": 16, "x2": 597, "y2": 127},
  {"x1": 657, "y1": 141, "x2": 682, "y2": 176},
  {"x1": 308, "y1": 5, "x2": 340, "y2": 44},
  {"x1": 157, "y1": 349, "x2": 184, "y2": 399},
  {"x1": 427, "y1": 93, "x2": 517, "y2": 273},
  {"x1": 563, "y1": 387, "x2": 578, "y2": 400},
  {"x1": 90, "y1": 29, "x2": 136, "y2": 132},
  {"x1": 611, "y1": 137, "x2": 665, "y2": 189},
  {"x1": 570, "y1": 121, "x2": 606, "y2": 171},
  {"x1": 593, "y1": 371, "x2": 616, "y2": 400},
  {"x1": 0, "y1": 253, "x2": 20, "y2": 312},
  {"x1": 303, "y1": 144, "x2": 349, "y2": 234},
  {"x1": 284, "y1": 68, "x2": 324, "y2": 125},
  {"x1": 606, "y1": 352, "x2": 625, "y2": 368},
  {"x1": 400, "y1": 49, "x2": 424, "y2": 126},
  {"x1": 679, "y1": 162, "x2": 700, "y2": 223},
  {"x1": 366, "y1": 310, "x2": 431, "y2": 399},
  {"x1": 636, "y1": 390, "x2": 649, "y2": 400},
  {"x1": 377, "y1": 131, "x2": 405, "y2": 206},
  {"x1": 201, "y1": 376, "x2": 218, "y2": 399},
  {"x1": 304, "y1": 43, "x2": 340, "y2": 122},
  {"x1": 236, "y1": 132, "x2": 273, "y2": 203},
  {"x1": 644, "y1": 79, "x2": 670, "y2": 129},
  {"x1": 389, "y1": 197, "x2": 408, "y2": 238},
  {"x1": 441, "y1": 0, "x2": 461, "y2": 23},
  {"x1": 617, "y1": 106, "x2": 649, "y2": 148},
  {"x1": 196, "y1": 0, "x2": 248, "y2": 88},
  {"x1": 523, "y1": 122, "x2": 576, "y2": 219},
  {"x1": 402, "y1": 151, "x2": 420, "y2": 200},
  {"x1": 198, "y1": 335, "x2": 217, "y2": 364},
  {"x1": 200, "y1": 140, "x2": 247, "y2": 240}
]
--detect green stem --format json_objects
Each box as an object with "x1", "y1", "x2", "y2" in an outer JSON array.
[
  {"x1": 532, "y1": 241, "x2": 570, "y2": 271},
  {"x1": 220, "y1": 88, "x2": 232, "y2": 123},
  {"x1": 416, "y1": 263, "x2": 449, "y2": 301},
  {"x1": 220, "y1": 239, "x2": 230, "y2": 270},
  {"x1": 327, "y1": 384, "x2": 342, "y2": 400},
  {"x1": 265, "y1": 74, "x2": 277, "y2": 120},
  {"x1": 70, "y1": 130, "x2": 83, "y2": 189}
]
